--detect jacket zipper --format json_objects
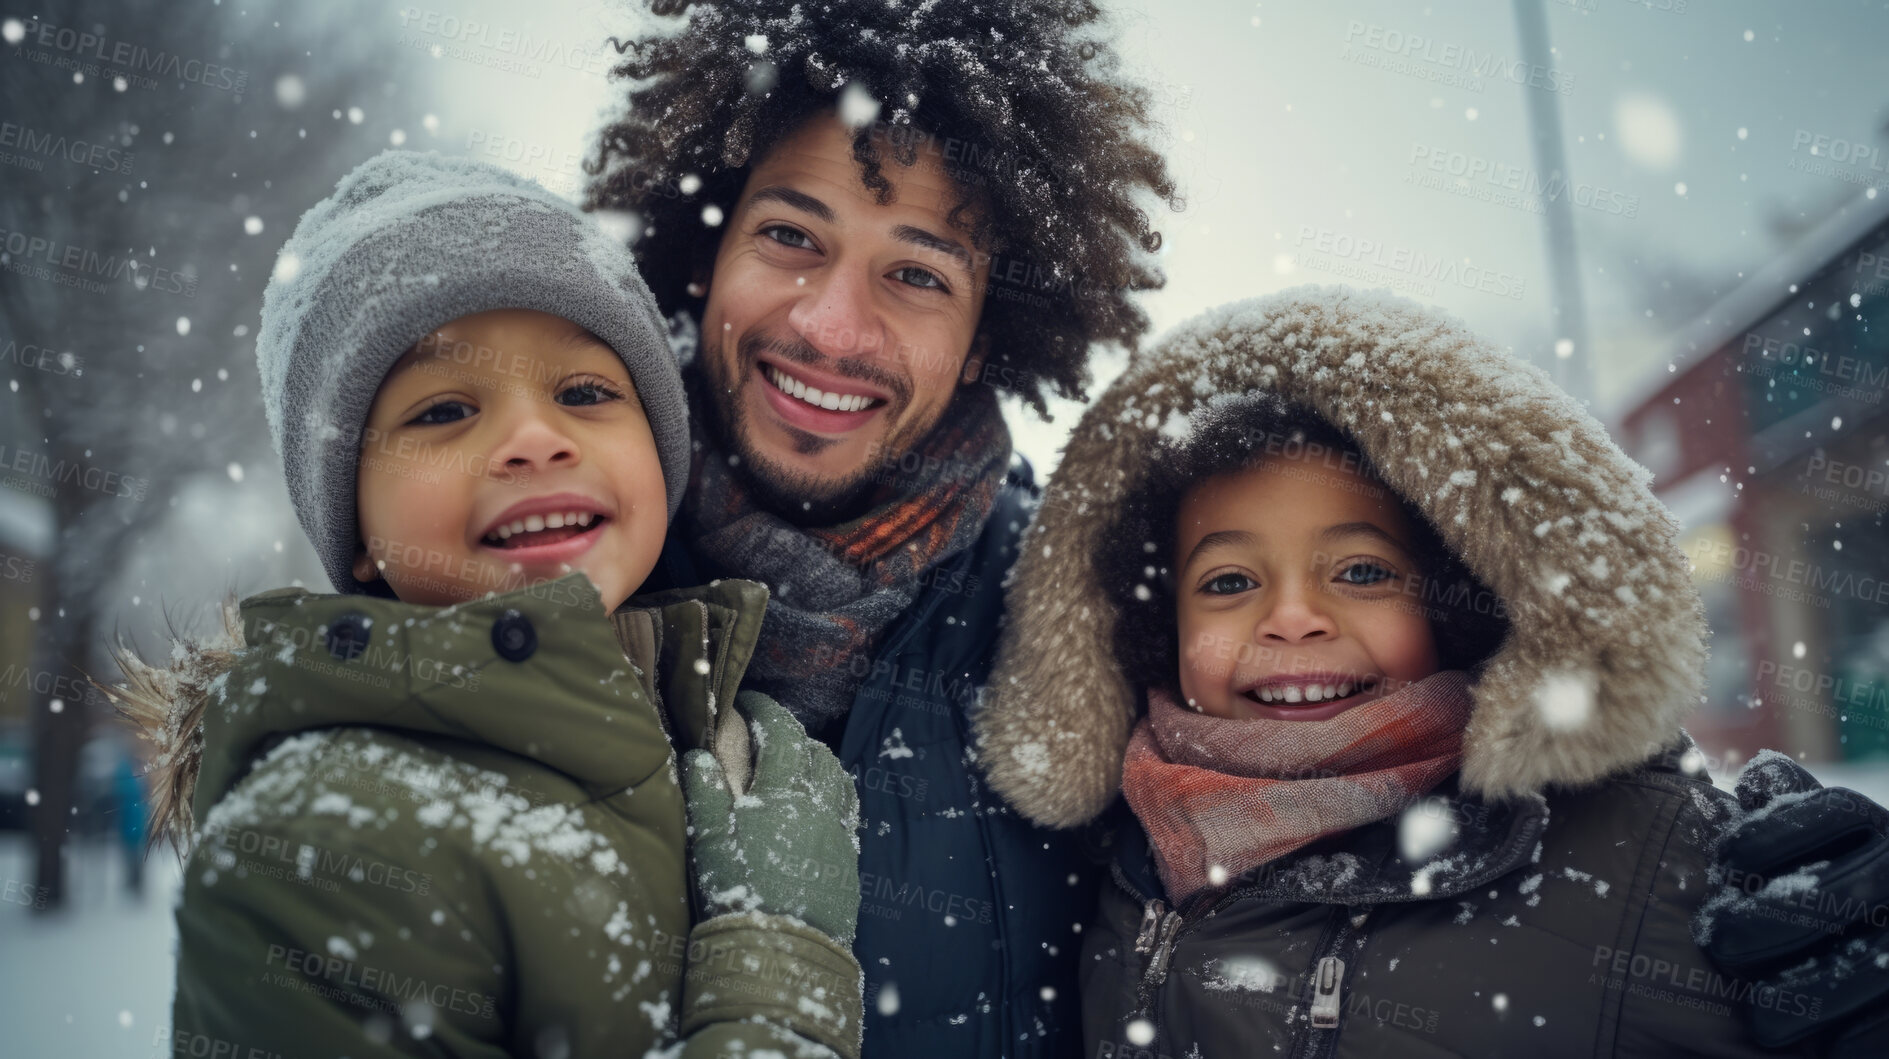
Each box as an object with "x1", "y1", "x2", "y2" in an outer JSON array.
[
  {"x1": 1132, "y1": 896, "x2": 1184, "y2": 1017},
  {"x1": 1115, "y1": 860, "x2": 1229, "y2": 1051},
  {"x1": 1292, "y1": 906, "x2": 1373, "y2": 1059},
  {"x1": 1109, "y1": 864, "x2": 1382, "y2": 1057}
]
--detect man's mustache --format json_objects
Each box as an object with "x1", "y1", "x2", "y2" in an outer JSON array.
[{"x1": 735, "y1": 329, "x2": 913, "y2": 410}]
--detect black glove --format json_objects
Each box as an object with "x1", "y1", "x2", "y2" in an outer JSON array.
[{"x1": 1699, "y1": 752, "x2": 1889, "y2": 1056}]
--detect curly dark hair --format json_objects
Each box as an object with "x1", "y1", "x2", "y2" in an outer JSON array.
[
  {"x1": 1099, "y1": 394, "x2": 1512, "y2": 695},
  {"x1": 583, "y1": 0, "x2": 1180, "y2": 417}
]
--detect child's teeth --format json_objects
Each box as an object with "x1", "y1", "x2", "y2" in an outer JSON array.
[
  {"x1": 496, "y1": 525, "x2": 512, "y2": 539},
  {"x1": 524, "y1": 514, "x2": 545, "y2": 532},
  {"x1": 546, "y1": 513, "x2": 565, "y2": 529},
  {"x1": 575, "y1": 512, "x2": 592, "y2": 526},
  {"x1": 1283, "y1": 686, "x2": 1303, "y2": 703}
]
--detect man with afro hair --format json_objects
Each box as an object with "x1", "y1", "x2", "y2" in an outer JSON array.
[{"x1": 586, "y1": 1, "x2": 1177, "y2": 1054}]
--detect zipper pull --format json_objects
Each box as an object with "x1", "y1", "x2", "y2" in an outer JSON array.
[
  {"x1": 1145, "y1": 910, "x2": 1182, "y2": 983},
  {"x1": 1309, "y1": 956, "x2": 1346, "y2": 1029},
  {"x1": 1134, "y1": 899, "x2": 1167, "y2": 954},
  {"x1": 1133, "y1": 900, "x2": 1184, "y2": 1016}
]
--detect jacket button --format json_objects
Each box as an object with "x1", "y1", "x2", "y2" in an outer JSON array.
[
  {"x1": 491, "y1": 610, "x2": 536, "y2": 663},
  {"x1": 325, "y1": 612, "x2": 371, "y2": 661}
]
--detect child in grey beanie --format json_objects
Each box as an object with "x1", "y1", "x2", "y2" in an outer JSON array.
[
  {"x1": 257, "y1": 148, "x2": 691, "y2": 608},
  {"x1": 121, "y1": 149, "x2": 869, "y2": 1059}
]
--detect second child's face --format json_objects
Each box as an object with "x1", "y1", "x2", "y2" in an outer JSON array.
[
  {"x1": 351, "y1": 308, "x2": 669, "y2": 613},
  {"x1": 1173, "y1": 455, "x2": 1440, "y2": 721}
]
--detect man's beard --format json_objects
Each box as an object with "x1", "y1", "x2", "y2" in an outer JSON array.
[{"x1": 700, "y1": 326, "x2": 939, "y2": 526}]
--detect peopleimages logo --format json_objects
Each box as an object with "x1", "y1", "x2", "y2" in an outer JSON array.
[
  {"x1": 0, "y1": 227, "x2": 198, "y2": 298},
  {"x1": 1294, "y1": 226, "x2": 1527, "y2": 301},
  {"x1": 1405, "y1": 144, "x2": 1640, "y2": 218},
  {"x1": 1341, "y1": 20, "x2": 1575, "y2": 95},
  {"x1": 396, "y1": 7, "x2": 614, "y2": 78},
  {"x1": 10, "y1": 18, "x2": 248, "y2": 92},
  {"x1": 0, "y1": 121, "x2": 135, "y2": 175},
  {"x1": 1787, "y1": 129, "x2": 1889, "y2": 191}
]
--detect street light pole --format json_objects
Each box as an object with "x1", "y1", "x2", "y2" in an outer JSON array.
[{"x1": 1512, "y1": 0, "x2": 1592, "y2": 406}]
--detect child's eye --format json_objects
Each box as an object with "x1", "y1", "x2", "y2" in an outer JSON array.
[
  {"x1": 1201, "y1": 572, "x2": 1256, "y2": 595},
  {"x1": 411, "y1": 400, "x2": 474, "y2": 426},
  {"x1": 557, "y1": 381, "x2": 626, "y2": 407},
  {"x1": 1336, "y1": 561, "x2": 1394, "y2": 587}
]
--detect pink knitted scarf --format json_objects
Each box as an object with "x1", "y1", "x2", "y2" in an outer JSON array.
[{"x1": 1121, "y1": 671, "x2": 1475, "y2": 903}]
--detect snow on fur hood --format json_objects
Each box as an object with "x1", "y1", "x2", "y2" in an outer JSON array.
[{"x1": 975, "y1": 285, "x2": 1708, "y2": 829}]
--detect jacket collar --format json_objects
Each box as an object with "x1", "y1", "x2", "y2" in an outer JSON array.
[{"x1": 191, "y1": 572, "x2": 768, "y2": 820}]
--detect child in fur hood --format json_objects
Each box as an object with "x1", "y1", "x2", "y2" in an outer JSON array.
[
  {"x1": 103, "y1": 151, "x2": 863, "y2": 1059},
  {"x1": 975, "y1": 286, "x2": 1834, "y2": 1057}
]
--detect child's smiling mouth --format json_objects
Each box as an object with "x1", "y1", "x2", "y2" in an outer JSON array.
[
  {"x1": 481, "y1": 512, "x2": 607, "y2": 550},
  {"x1": 475, "y1": 494, "x2": 616, "y2": 565},
  {"x1": 1237, "y1": 672, "x2": 1383, "y2": 720}
]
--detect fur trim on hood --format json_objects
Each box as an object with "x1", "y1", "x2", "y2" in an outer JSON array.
[
  {"x1": 975, "y1": 285, "x2": 1708, "y2": 829},
  {"x1": 94, "y1": 599, "x2": 245, "y2": 856}
]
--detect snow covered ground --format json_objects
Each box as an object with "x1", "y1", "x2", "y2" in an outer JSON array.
[{"x1": 0, "y1": 834, "x2": 181, "y2": 1059}]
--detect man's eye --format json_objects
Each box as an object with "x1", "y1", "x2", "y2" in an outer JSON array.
[
  {"x1": 1337, "y1": 562, "x2": 1394, "y2": 586},
  {"x1": 894, "y1": 266, "x2": 946, "y2": 291},
  {"x1": 762, "y1": 225, "x2": 815, "y2": 250},
  {"x1": 1203, "y1": 572, "x2": 1255, "y2": 595},
  {"x1": 411, "y1": 400, "x2": 473, "y2": 426},
  {"x1": 558, "y1": 381, "x2": 625, "y2": 407}
]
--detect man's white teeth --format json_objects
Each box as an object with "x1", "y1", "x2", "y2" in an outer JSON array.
[
  {"x1": 1255, "y1": 681, "x2": 1358, "y2": 704},
  {"x1": 491, "y1": 511, "x2": 594, "y2": 540},
  {"x1": 766, "y1": 364, "x2": 877, "y2": 412}
]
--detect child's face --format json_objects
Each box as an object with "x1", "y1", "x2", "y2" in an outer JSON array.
[
  {"x1": 350, "y1": 308, "x2": 668, "y2": 612},
  {"x1": 1172, "y1": 454, "x2": 1440, "y2": 721}
]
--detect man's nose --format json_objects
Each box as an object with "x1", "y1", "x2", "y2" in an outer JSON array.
[{"x1": 786, "y1": 266, "x2": 885, "y2": 360}]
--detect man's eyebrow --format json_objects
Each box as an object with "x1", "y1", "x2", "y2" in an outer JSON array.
[
  {"x1": 1318, "y1": 520, "x2": 1411, "y2": 555},
  {"x1": 1181, "y1": 529, "x2": 1257, "y2": 570},
  {"x1": 744, "y1": 184, "x2": 835, "y2": 223},
  {"x1": 891, "y1": 223, "x2": 973, "y2": 275}
]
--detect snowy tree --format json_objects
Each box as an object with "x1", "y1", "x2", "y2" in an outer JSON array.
[{"x1": 0, "y1": 0, "x2": 440, "y2": 908}]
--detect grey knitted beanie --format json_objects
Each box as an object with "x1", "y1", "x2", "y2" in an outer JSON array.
[{"x1": 257, "y1": 150, "x2": 688, "y2": 597}]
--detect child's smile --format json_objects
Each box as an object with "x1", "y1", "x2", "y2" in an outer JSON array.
[{"x1": 476, "y1": 492, "x2": 615, "y2": 565}]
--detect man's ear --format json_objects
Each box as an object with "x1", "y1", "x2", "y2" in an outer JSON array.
[
  {"x1": 960, "y1": 334, "x2": 989, "y2": 385},
  {"x1": 351, "y1": 547, "x2": 382, "y2": 586},
  {"x1": 685, "y1": 244, "x2": 717, "y2": 299}
]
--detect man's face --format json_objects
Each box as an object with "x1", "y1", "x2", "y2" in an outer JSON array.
[{"x1": 697, "y1": 113, "x2": 991, "y2": 518}]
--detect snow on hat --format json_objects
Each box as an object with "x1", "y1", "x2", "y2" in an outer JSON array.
[{"x1": 256, "y1": 149, "x2": 688, "y2": 597}]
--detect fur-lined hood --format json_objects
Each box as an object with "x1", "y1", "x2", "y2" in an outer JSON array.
[{"x1": 975, "y1": 285, "x2": 1708, "y2": 829}]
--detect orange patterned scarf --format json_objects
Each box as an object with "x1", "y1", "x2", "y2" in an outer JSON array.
[{"x1": 1121, "y1": 671, "x2": 1474, "y2": 903}]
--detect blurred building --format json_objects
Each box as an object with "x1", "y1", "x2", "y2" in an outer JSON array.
[{"x1": 1620, "y1": 190, "x2": 1889, "y2": 769}]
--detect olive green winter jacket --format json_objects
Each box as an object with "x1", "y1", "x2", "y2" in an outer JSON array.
[{"x1": 116, "y1": 572, "x2": 860, "y2": 1059}]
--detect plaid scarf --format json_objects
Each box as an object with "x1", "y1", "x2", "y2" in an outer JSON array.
[
  {"x1": 681, "y1": 373, "x2": 1012, "y2": 731},
  {"x1": 1121, "y1": 672, "x2": 1474, "y2": 903}
]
